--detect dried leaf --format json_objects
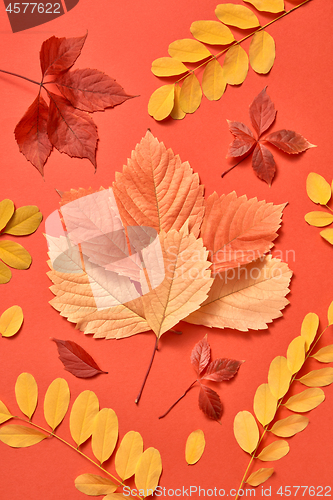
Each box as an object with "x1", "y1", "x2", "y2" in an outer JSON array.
[
  {"x1": 252, "y1": 142, "x2": 276, "y2": 187},
  {"x1": 115, "y1": 431, "x2": 143, "y2": 480},
  {"x1": 253, "y1": 383, "x2": 277, "y2": 426},
  {"x1": 0, "y1": 425, "x2": 47, "y2": 448},
  {"x1": 92, "y1": 408, "x2": 118, "y2": 464},
  {"x1": 249, "y1": 87, "x2": 276, "y2": 138},
  {"x1": 299, "y1": 368, "x2": 333, "y2": 388},
  {"x1": 0, "y1": 401, "x2": 13, "y2": 424},
  {"x1": 190, "y1": 20, "x2": 234, "y2": 45},
  {"x1": 3, "y1": 206, "x2": 42, "y2": 236},
  {"x1": 257, "y1": 440, "x2": 289, "y2": 461},
  {"x1": 312, "y1": 345, "x2": 333, "y2": 363},
  {"x1": 249, "y1": 30, "x2": 275, "y2": 74},
  {"x1": 284, "y1": 388, "x2": 325, "y2": 412},
  {"x1": 234, "y1": 410, "x2": 259, "y2": 454},
  {"x1": 44, "y1": 378, "x2": 70, "y2": 431},
  {"x1": 268, "y1": 356, "x2": 292, "y2": 399},
  {"x1": 244, "y1": 0, "x2": 284, "y2": 13},
  {"x1": 286, "y1": 336, "x2": 306, "y2": 375},
  {"x1": 328, "y1": 301, "x2": 333, "y2": 325},
  {"x1": 179, "y1": 73, "x2": 202, "y2": 114},
  {"x1": 0, "y1": 305, "x2": 23, "y2": 337},
  {"x1": 190, "y1": 336, "x2": 211, "y2": 376},
  {"x1": 305, "y1": 211, "x2": 333, "y2": 227},
  {"x1": 202, "y1": 358, "x2": 243, "y2": 382},
  {"x1": 185, "y1": 429, "x2": 205, "y2": 465},
  {"x1": 69, "y1": 390, "x2": 99, "y2": 446},
  {"x1": 40, "y1": 33, "x2": 87, "y2": 76},
  {"x1": 52, "y1": 338, "x2": 108, "y2": 378},
  {"x1": 223, "y1": 45, "x2": 249, "y2": 85},
  {"x1": 151, "y1": 57, "x2": 187, "y2": 77},
  {"x1": 0, "y1": 199, "x2": 14, "y2": 231},
  {"x1": 215, "y1": 4, "x2": 260, "y2": 29},
  {"x1": 135, "y1": 448, "x2": 162, "y2": 497},
  {"x1": 0, "y1": 240, "x2": 31, "y2": 270},
  {"x1": 199, "y1": 385, "x2": 222, "y2": 421},
  {"x1": 75, "y1": 474, "x2": 117, "y2": 495},
  {"x1": 170, "y1": 84, "x2": 186, "y2": 120},
  {"x1": 320, "y1": 228, "x2": 333, "y2": 245},
  {"x1": 226, "y1": 121, "x2": 256, "y2": 157},
  {"x1": 15, "y1": 373, "x2": 38, "y2": 419},
  {"x1": 0, "y1": 261, "x2": 11, "y2": 284},
  {"x1": 270, "y1": 414, "x2": 309, "y2": 437},
  {"x1": 202, "y1": 59, "x2": 226, "y2": 101},
  {"x1": 168, "y1": 39, "x2": 211, "y2": 62},
  {"x1": 265, "y1": 130, "x2": 316, "y2": 154},
  {"x1": 301, "y1": 312, "x2": 319, "y2": 351},
  {"x1": 246, "y1": 468, "x2": 274, "y2": 486},
  {"x1": 306, "y1": 173, "x2": 332, "y2": 205}
]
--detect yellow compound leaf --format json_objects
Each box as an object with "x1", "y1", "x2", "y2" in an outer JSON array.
[
  {"x1": 299, "y1": 367, "x2": 333, "y2": 388},
  {"x1": 270, "y1": 414, "x2": 309, "y2": 437},
  {"x1": 0, "y1": 400, "x2": 13, "y2": 424},
  {"x1": 246, "y1": 468, "x2": 274, "y2": 487},
  {"x1": 329, "y1": 301, "x2": 333, "y2": 325},
  {"x1": 135, "y1": 447, "x2": 162, "y2": 497},
  {"x1": 223, "y1": 45, "x2": 249, "y2": 85},
  {"x1": 75, "y1": 474, "x2": 117, "y2": 495},
  {"x1": 0, "y1": 305, "x2": 23, "y2": 337},
  {"x1": 234, "y1": 410, "x2": 259, "y2": 454},
  {"x1": 215, "y1": 4, "x2": 260, "y2": 29},
  {"x1": 15, "y1": 373, "x2": 38, "y2": 419},
  {"x1": 115, "y1": 431, "x2": 144, "y2": 481},
  {"x1": 304, "y1": 211, "x2": 333, "y2": 227},
  {"x1": 44, "y1": 378, "x2": 70, "y2": 431},
  {"x1": 202, "y1": 59, "x2": 226, "y2": 101},
  {"x1": 301, "y1": 312, "x2": 319, "y2": 351},
  {"x1": 284, "y1": 388, "x2": 325, "y2": 412},
  {"x1": 168, "y1": 38, "x2": 211, "y2": 62},
  {"x1": 69, "y1": 390, "x2": 99, "y2": 446},
  {"x1": 0, "y1": 425, "x2": 47, "y2": 448},
  {"x1": 151, "y1": 57, "x2": 187, "y2": 77},
  {"x1": 257, "y1": 440, "x2": 289, "y2": 462},
  {"x1": 320, "y1": 228, "x2": 333, "y2": 245},
  {"x1": 0, "y1": 199, "x2": 14, "y2": 231},
  {"x1": 306, "y1": 173, "x2": 331, "y2": 205},
  {"x1": 253, "y1": 383, "x2": 277, "y2": 426},
  {"x1": 0, "y1": 260, "x2": 11, "y2": 284},
  {"x1": 190, "y1": 20, "x2": 234, "y2": 45},
  {"x1": 179, "y1": 73, "x2": 202, "y2": 114},
  {"x1": 249, "y1": 30, "x2": 275, "y2": 74},
  {"x1": 286, "y1": 336, "x2": 306, "y2": 375},
  {"x1": 268, "y1": 356, "x2": 292, "y2": 399},
  {"x1": 185, "y1": 429, "x2": 205, "y2": 465},
  {"x1": 312, "y1": 345, "x2": 333, "y2": 363},
  {"x1": 148, "y1": 84, "x2": 175, "y2": 121},
  {"x1": 3, "y1": 206, "x2": 42, "y2": 236},
  {"x1": 170, "y1": 84, "x2": 186, "y2": 120},
  {"x1": 243, "y1": 0, "x2": 284, "y2": 13},
  {"x1": 0, "y1": 240, "x2": 31, "y2": 270},
  {"x1": 92, "y1": 408, "x2": 119, "y2": 465}
]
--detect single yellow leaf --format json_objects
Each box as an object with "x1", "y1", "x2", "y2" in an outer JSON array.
[
  {"x1": 304, "y1": 211, "x2": 333, "y2": 227},
  {"x1": 257, "y1": 440, "x2": 289, "y2": 462},
  {"x1": 15, "y1": 373, "x2": 38, "y2": 419},
  {"x1": 284, "y1": 388, "x2": 325, "y2": 412},
  {"x1": 0, "y1": 260, "x2": 11, "y2": 284},
  {"x1": 301, "y1": 312, "x2": 319, "y2": 351},
  {"x1": 299, "y1": 367, "x2": 333, "y2": 387},
  {"x1": 286, "y1": 336, "x2": 306, "y2": 374},
  {"x1": 0, "y1": 199, "x2": 14, "y2": 231},
  {"x1": 249, "y1": 30, "x2": 275, "y2": 74},
  {"x1": 0, "y1": 240, "x2": 31, "y2": 270},
  {"x1": 170, "y1": 84, "x2": 186, "y2": 120},
  {"x1": 312, "y1": 344, "x2": 333, "y2": 363},
  {"x1": 75, "y1": 474, "x2": 117, "y2": 495},
  {"x1": 115, "y1": 431, "x2": 144, "y2": 480},
  {"x1": 0, "y1": 400, "x2": 13, "y2": 424},
  {"x1": 148, "y1": 84, "x2": 175, "y2": 121},
  {"x1": 179, "y1": 73, "x2": 202, "y2": 114},
  {"x1": 268, "y1": 356, "x2": 292, "y2": 399},
  {"x1": 0, "y1": 305, "x2": 23, "y2": 337},
  {"x1": 215, "y1": 4, "x2": 260, "y2": 29},
  {"x1": 329, "y1": 301, "x2": 333, "y2": 325},
  {"x1": 246, "y1": 467, "x2": 274, "y2": 487},
  {"x1": 44, "y1": 378, "x2": 70, "y2": 431},
  {"x1": 103, "y1": 495, "x2": 129, "y2": 499},
  {"x1": 320, "y1": 228, "x2": 333, "y2": 245},
  {"x1": 135, "y1": 447, "x2": 162, "y2": 497},
  {"x1": 92, "y1": 408, "x2": 119, "y2": 464},
  {"x1": 234, "y1": 411, "x2": 259, "y2": 454},
  {"x1": 202, "y1": 59, "x2": 226, "y2": 101},
  {"x1": 270, "y1": 414, "x2": 309, "y2": 437},
  {"x1": 243, "y1": 0, "x2": 284, "y2": 13},
  {"x1": 253, "y1": 383, "x2": 277, "y2": 426},
  {"x1": 306, "y1": 173, "x2": 331, "y2": 205},
  {"x1": 168, "y1": 38, "x2": 211, "y2": 62},
  {"x1": 69, "y1": 390, "x2": 99, "y2": 446},
  {"x1": 3, "y1": 205, "x2": 42, "y2": 236},
  {"x1": 151, "y1": 57, "x2": 187, "y2": 77},
  {"x1": 223, "y1": 45, "x2": 249, "y2": 85},
  {"x1": 185, "y1": 429, "x2": 205, "y2": 465},
  {"x1": 0, "y1": 425, "x2": 47, "y2": 447},
  {"x1": 190, "y1": 20, "x2": 234, "y2": 45}
]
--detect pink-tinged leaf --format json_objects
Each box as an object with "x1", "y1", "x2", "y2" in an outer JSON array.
[
  {"x1": 249, "y1": 87, "x2": 276, "y2": 138},
  {"x1": 52, "y1": 338, "x2": 108, "y2": 378},
  {"x1": 191, "y1": 336, "x2": 211, "y2": 375},
  {"x1": 40, "y1": 34, "x2": 87, "y2": 77},
  {"x1": 265, "y1": 130, "x2": 316, "y2": 154},
  {"x1": 202, "y1": 358, "x2": 244, "y2": 382},
  {"x1": 14, "y1": 95, "x2": 52, "y2": 176},
  {"x1": 226, "y1": 120, "x2": 256, "y2": 157},
  {"x1": 47, "y1": 92, "x2": 98, "y2": 168},
  {"x1": 252, "y1": 142, "x2": 276, "y2": 186},
  {"x1": 198, "y1": 385, "x2": 222, "y2": 421}
]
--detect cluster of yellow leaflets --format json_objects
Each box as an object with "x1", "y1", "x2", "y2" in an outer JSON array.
[{"x1": 305, "y1": 172, "x2": 333, "y2": 245}]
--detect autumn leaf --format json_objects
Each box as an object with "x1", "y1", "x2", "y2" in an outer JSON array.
[
  {"x1": 190, "y1": 335, "x2": 210, "y2": 376},
  {"x1": 40, "y1": 33, "x2": 87, "y2": 77},
  {"x1": 185, "y1": 430, "x2": 205, "y2": 465},
  {"x1": 199, "y1": 385, "x2": 222, "y2": 421},
  {"x1": 52, "y1": 338, "x2": 108, "y2": 378},
  {"x1": 305, "y1": 172, "x2": 333, "y2": 245},
  {"x1": 0, "y1": 305, "x2": 23, "y2": 338}
]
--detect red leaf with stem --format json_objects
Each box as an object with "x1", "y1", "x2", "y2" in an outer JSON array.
[
  {"x1": 52, "y1": 338, "x2": 108, "y2": 378},
  {"x1": 190, "y1": 335, "x2": 211, "y2": 375},
  {"x1": 199, "y1": 385, "x2": 222, "y2": 421},
  {"x1": 265, "y1": 129, "x2": 316, "y2": 154},
  {"x1": 40, "y1": 33, "x2": 87, "y2": 77},
  {"x1": 249, "y1": 87, "x2": 276, "y2": 138},
  {"x1": 202, "y1": 358, "x2": 244, "y2": 382}
]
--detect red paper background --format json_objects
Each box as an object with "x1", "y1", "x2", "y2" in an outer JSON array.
[{"x1": 0, "y1": 0, "x2": 333, "y2": 499}]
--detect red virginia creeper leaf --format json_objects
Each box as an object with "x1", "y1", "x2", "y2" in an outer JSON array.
[
  {"x1": 252, "y1": 142, "x2": 276, "y2": 186},
  {"x1": 190, "y1": 335, "x2": 211, "y2": 375},
  {"x1": 198, "y1": 385, "x2": 222, "y2": 421},
  {"x1": 52, "y1": 338, "x2": 108, "y2": 378},
  {"x1": 265, "y1": 130, "x2": 316, "y2": 154},
  {"x1": 40, "y1": 33, "x2": 87, "y2": 77},
  {"x1": 202, "y1": 358, "x2": 243, "y2": 382},
  {"x1": 226, "y1": 120, "x2": 256, "y2": 157},
  {"x1": 249, "y1": 87, "x2": 276, "y2": 138}
]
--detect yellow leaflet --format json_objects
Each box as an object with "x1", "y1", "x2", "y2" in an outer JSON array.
[
  {"x1": 168, "y1": 38, "x2": 211, "y2": 62},
  {"x1": 243, "y1": 0, "x2": 284, "y2": 13},
  {"x1": 103, "y1": 495, "x2": 129, "y2": 499},
  {"x1": 44, "y1": 378, "x2": 70, "y2": 431},
  {"x1": 0, "y1": 425, "x2": 47, "y2": 448},
  {"x1": 0, "y1": 199, "x2": 14, "y2": 232},
  {"x1": 75, "y1": 474, "x2": 117, "y2": 495},
  {"x1": 15, "y1": 373, "x2": 38, "y2": 419},
  {"x1": 135, "y1": 447, "x2": 162, "y2": 496},
  {"x1": 223, "y1": 45, "x2": 248, "y2": 85},
  {"x1": 170, "y1": 85, "x2": 186, "y2": 120},
  {"x1": 0, "y1": 260, "x2": 11, "y2": 284},
  {"x1": 329, "y1": 301, "x2": 333, "y2": 325},
  {"x1": 0, "y1": 240, "x2": 31, "y2": 270},
  {"x1": 0, "y1": 305, "x2": 23, "y2": 337},
  {"x1": 233, "y1": 411, "x2": 259, "y2": 454},
  {"x1": 190, "y1": 20, "x2": 234, "y2": 45},
  {"x1": 151, "y1": 57, "x2": 187, "y2": 77},
  {"x1": 301, "y1": 312, "x2": 319, "y2": 351},
  {"x1": 246, "y1": 468, "x2": 274, "y2": 487},
  {"x1": 69, "y1": 390, "x2": 99, "y2": 447},
  {"x1": 306, "y1": 172, "x2": 331, "y2": 205},
  {"x1": 253, "y1": 383, "x2": 277, "y2": 426},
  {"x1": 299, "y1": 367, "x2": 333, "y2": 387},
  {"x1": 185, "y1": 429, "x2": 205, "y2": 465},
  {"x1": 115, "y1": 430, "x2": 143, "y2": 480},
  {"x1": 267, "y1": 356, "x2": 291, "y2": 399},
  {"x1": 3, "y1": 205, "x2": 42, "y2": 236},
  {"x1": 320, "y1": 228, "x2": 333, "y2": 245},
  {"x1": 0, "y1": 400, "x2": 13, "y2": 424},
  {"x1": 148, "y1": 84, "x2": 175, "y2": 121},
  {"x1": 202, "y1": 59, "x2": 226, "y2": 101},
  {"x1": 215, "y1": 4, "x2": 260, "y2": 29},
  {"x1": 312, "y1": 344, "x2": 333, "y2": 363},
  {"x1": 286, "y1": 336, "x2": 306, "y2": 374},
  {"x1": 284, "y1": 388, "x2": 325, "y2": 412},
  {"x1": 304, "y1": 211, "x2": 333, "y2": 227},
  {"x1": 249, "y1": 30, "x2": 275, "y2": 74},
  {"x1": 179, "y1": 73, "x2": 202, "y2": 114},
  {"x1": 257, "y1": 440, "x2": 289, "y2": 462},
  {"x1": 92, "y1": 408, "x2": 119, "y2": 465},
  {"x1": 270, "y1": 414, "x2": 309, "y2": 437}
]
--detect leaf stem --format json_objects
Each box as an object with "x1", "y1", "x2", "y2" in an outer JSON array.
[
  {"x1": 0, "y1": 69, "x2": 41, "y2": 87},
  {"x1": 325, "y1": 205, "x2": 333, "y2": 213},
  {"x1": 135, "y1": 336, "x2": 159, "y2": 404},
  {"x1": 221, "y1": 150, "x2": 254, "y2": 179},
  {"x1": 158, "y1": 380, "x2": 197, "y2": 419}
]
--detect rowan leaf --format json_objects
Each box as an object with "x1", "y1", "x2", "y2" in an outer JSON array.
[
  {"x1": 135, "y1": 448, "x2": 162, "y2": 497},
  {"x1": 52, "y1": 338, "x2": 108, "y2": 378},
  {"x1": 257, "y1": 440, "x2": 289, "y2": 462},
  {"x1": 202, "y1": 59, "x2": 226, "y2": 101},
  {"x1": 69, "y1": 390, "x2": 99, "y2": 446},
  {"x1": 226, "y1": 121, "x2": 256, "y2": 157},
  {"x1": 179, "y1": 73, "x2": 202, "y2": 114},
  {"x1": 170, "y1": 84, "x2": 186, "y2": 120},
  {"x1": 0, "y1": 305, "x2": 23, "y2": 337},
  {"x1": 249, "y1": 87, "x2": 276, "y2": 138},
  {"x1": 151, "y1": 57, "x2": 187, "y2": 77},
  {"x1": 190, "y1": 20, "x2": 234, "y2": 45},
  {"x1": 44, "y1": 378, "x2": 70, "y2": 431},
  {"x1": 202, "y1": 358, "x2": 243, "y2": 382},
  {"x1": 185, "y1": 430, "x2": 205, "y2": 465},
  {"x1": 320, "y1": 228, "x2": 333, "y2": 244},
  {"x1": 284, "y1": 388, "x2": 325, "y2": 412},
  {"x1": 234, "y1": 411, "x2": 259, "y2": 454},
  {"x1": 168, "y1": 39, "x2": 211, "y2": 62},
  {"x1": 243, "y1": 0, "x2": 285, "y2": 13},
  {"x1": 301, "y1": 312, "x2": 319, "y2": 351},
  {"x1": 0, "y1": 199, "x2": 14, "y2": 232},
  {"x1": 148, "y1": 83, "x2": 175, "y2": 121},
  {"x1": 3, "y1": 206, "x2": 42, "y2": 236},
  {"x1": 215, "y1": 4, "x2": 260, "y2": 29},
  {"x1": 15, "y1": 373, "x2": 38, "y2": 419},
  {"x1": 286, "y1": 336, "x2": 306, "y2": 375},
  {"x1": 299, "y1": 368, "x2": 333, "y2": 388},
  {"x1": 306, "y1": 173, "x2": 332, "y2": 205},
  {"x1": 253, "y1": 383, "x2": 277, "y2": 426},
  {"x1": 0, "y1": 240, "x2": 31, "y2": 270},
  {"x1": 92, "y1": 408, "x2": 118, "y2": 465},
  {"x1": 223, "y1": 45, "x2": 249, "y2": 85},
  {"x1": 312, "y1": 345, "x2": 333, "y2": 363},
  {"x1": 304, "y1": 211, "x2": 333, "y2": 227},
  {"x1": 75, "y1": 474, "x2": 117, "y2": 496},
  {"x1": 0, "y1": 401, "x2": 13, "y2": 424},
  {"x1": 249, "y1": 30, "x2": 275, "y2": 74},
  {"x1": 0, "y1": 425, "x2": 47, "y2": 448},
  {"x1": 198, "y1": 385, "x2": 222, "y2": 421},
  {"x1": 268, "y1": 356, "x2": 292, "y2": 399},
  {"x1": 265, "y1": 130, "x2": 316, "y2": 154},
  {"x1": 252, "y1": 142, "x2": 276, "y2": 186},
  {"x1": 40, "y1": 33, "x2": 87, "y2": 76},
  {"x1": 115, "y1": 431, "x2": 143, "y2": 480},
  {"x1": 0, "y1": 261, "x2": 11, "y2": 284},
  {"x1": 191, "y1": 335, "x2": 211, "y2": 375},
  {"x1": 246, "y1": 468, "x2": 274, "y2": 486},
  {"x1": 270, "y1": 414, "x2": 309, "y2": 437}
]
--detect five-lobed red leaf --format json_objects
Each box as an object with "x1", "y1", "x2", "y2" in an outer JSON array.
[
  {"x1": 252, "y1": 142, "x2": 276, "y2": 187},
  {"x1": 198, "y1": 385, "x2": 222, "y2": 421},
  {"x1": 249, "y1": 87, "x2": 276, "y2": 138},
  {"x1": 265, "y1": 129, "x2": 316, "y2": 154},
  {"x1": 40, "y1": 34, "x2": 87, "y2": 77},
  {"x1": 226, "y1": 121, "x2": 256, "y2": 157},
  {"x1": 202, "y1": 358, "x2": 243, "y2": 382},
  {"x1": 191, "y1": 336, "x2": 211, "y2": 375},
  {"x1": 52, "y1": 338, "x2": 108, "y2": 378}
]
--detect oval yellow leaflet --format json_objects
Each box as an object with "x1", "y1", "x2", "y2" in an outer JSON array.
[
  {"x1": 253, "y1": 383, "x2": 277, "y2": 426},
  {"x1": 0, "y1": 305, "x2": 23, "y2": 337},
  {"x1": 170, "y1": 84, "x2": 186, "y2": 120},
  {"x1": 301, "y1": 312, "x2": 319, "y2": 351},
  {"x1": 0, "y1": 260, "x2": 11, "y2": 284},
  {"x1": 0, "y1": 240, "x2": 31, "y2": 270},
  {"x1": 223, "y1": 45, "x2": 249, "y2": 85},
  {"x1": 320, "y1": 228, "x2": 333, "y2": 245},
  {"x1": 286, "y1": 336, "x2": 306, "y2": 374},
  {"x1": 304, "y1": 211, "x2": 333, "y2": 227},
  {"x1": 115, "y1": 430, "x2": 144, "y2": 480},
  {"x1": 135, "y1": 447, "x2": 162, "y2": 496},
  {"x1": 249, "y1": 30, "x2": 275, "y2": 74},
  {"x1": 168, "y1": 38, "x2": 211, "y2": 63},
  {"x1": 74, "y1": 474, "x2": 117, "y2": 495},
  {"x1": 312, "y1": 344, "x2": 333, "y2": 363},
  {"x1": 151, "y1": 57, "x2": 187, "y2": 77},
  {"x1": 0, "y1": 425, "x2": 47, "y2": 448},
  {"x1": 190, "y1": 20, "x2": 234, "y2": 45},
  {"x1": 185, "y1": 429, "x2": 205, "y2": 465},
  {"x1": 0, "y1": 400, "x2": 13, "y2": 424},
  {"x1": 234, "y1": 410, "x2": 259, "y2": 454},
  {"x1": 148, "y1": 84, "x2": 175, "y2": 121},
  {"x1": 92, "y1": 408, "x2": 119, "y2": 464},
  {"x1": 69, "y1": 390, "x2": 99, "y2": 446},
  {"x1": 3, "y1": 205, "x2": 42, "y2": 236},
  {"x1": 0, "y1": 199, "x2": 14, "y2": 232},
  {"x1": 267, "y1": 356, "x2": 291, "y2": 399},
  {"x1": 15, "y1": 373, "x2": 38, "y2": 419},
  {"x1": 270, "y1": 414, "x2": 309, "y2": 437},
  {"x1": 284, "y1": 388, "x2": 325, "y2": 412},
  {"x1": 243, "y1": 0, "x2": 284, "y2": 14},
  {"x1": 215, "y1": 4, "x2": 260, "y2": 29},
  {"x1": 202, "y1": 59, "x2": 226, "y2": 101},
  {"x1": 44, "y1": 378, "x2": 70, "y2": 431},
  {"x1": 306, "y1": 173, "x2": 331, "y2": 205},
  {"x1": 257, "y1": 440, "x2": 289, "y2": 462},
  {"x1": 179, "y1": 73, "x2": 202, "y2": 114},
  {"x1": 299, "y1": 367, "x2": 333, "y2": 388},
  {"x1": 246, "y1": 467, "x2": 274, "y2": 487}
]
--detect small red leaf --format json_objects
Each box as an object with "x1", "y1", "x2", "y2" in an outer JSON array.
[
  {"x1": 202, "y1": 358, "x2": 243, "y2": 382},
  {"x1": 40, "y1": 33, "x2": 87, "y2": 77},
  {"x1": 265, "y1": 130, "x2": 316, "y2": 154},
  {"x1": 226, "y1": 121, "x2": 256, "y2": 157},
  {"x1": 252, "y1": 142, "x2": 276, "y2": 186},
  {"x1": 191, "y1": 335, "x2": 211, "y2": 375},
  {"x1": 198, "y1": 385, "x2": 222, "y2": 421},
  {"x1": 249, "y1": 87, "x2": 276, "y2": 138},
  {"x1": 52, "y1": 338, "x2": 108, "y2": 378}
]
